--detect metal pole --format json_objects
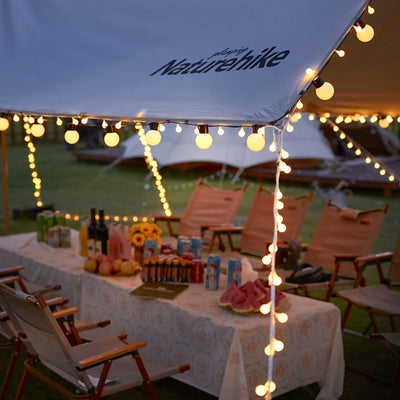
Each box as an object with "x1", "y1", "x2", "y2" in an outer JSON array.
[{"x1": 1, "y1": 130, "x2": 10, "y2": 234}]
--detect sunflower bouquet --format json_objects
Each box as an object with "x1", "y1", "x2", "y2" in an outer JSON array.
[{"x1": 127, "y1": 222, "x2": 162, "y2": 247}]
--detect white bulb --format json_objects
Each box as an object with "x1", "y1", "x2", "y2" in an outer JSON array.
[
  {"x1": 31, "y1": 124, "x2": 45, "y2": 137},
  {"x1": 56, "y1": 117, "x2": 63, "y2": 126},
  {"x1": 159, "y1": 123, "x2": 166, "y2": 132},
  {"x1": 247, "y1": 134, "x2": 265, "y2": 152},
  {"x1": 0, "y1": 117, "x2": 10, "y2": 131},
  {"x1": 238, "y1": 127, "x2": 245, "y2": 137},
  {"x1": 145, "y1": 129, "x2": 161, "y2": 146},
  {"x1": 316, "y1": 82, "x2": 334, "y2": 100},
  {"x1": 64, "y1": 129, "x2": 79, "y2": 144},
  {"x1": 356, "y1": 24, "x2": 374, "y2": 42},
  {"x1": 217, "y1": 126, "x2": 224, "y2": 136},
  {"x1": 195, "y1": 133, "x2": 213, "y2": 149},
  {"x1": 104, "y1": 132, "x2": 120, "y2": 147},
  {"x1": 176, "y1": 124, "x2": 182, "y2": 133}
]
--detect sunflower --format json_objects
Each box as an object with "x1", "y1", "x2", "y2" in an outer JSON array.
[
  {"x1": 132, "y1": 233, "x2": 146, "y2": 247},
  {"x1": 140, "y1": 222, "x2": 152, "y2": 235}
]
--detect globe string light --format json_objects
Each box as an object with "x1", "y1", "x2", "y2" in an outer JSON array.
[
  {"x1": 22, "y1": 120, "x2": 43, "y2": 207},
  {"x1": 138, "y1": 128, "x2": 172, "y2": 216}
]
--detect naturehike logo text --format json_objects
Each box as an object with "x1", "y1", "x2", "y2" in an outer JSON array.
[{"x1": 150, "y1": 46, "x2": 290, "y2": 76}]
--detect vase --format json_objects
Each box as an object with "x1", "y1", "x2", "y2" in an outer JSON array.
[{"x1": 134, "y1": 245, "x2": 144, "y2": 265}]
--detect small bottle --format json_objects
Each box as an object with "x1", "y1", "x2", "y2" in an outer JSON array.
[
  {"x1": 79, "y1": 217, "x2": 89, "y2": 257},
  {"x1": 88, "y1": 208, "x2": 97, "y2": 257},
  {"x1": 95, "y1": 209, "x2": 108, "y2": 256}
]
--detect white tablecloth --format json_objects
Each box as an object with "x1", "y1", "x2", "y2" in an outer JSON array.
[{"x1": 0, "y1": 231, "x2": 344, "y2": 399}]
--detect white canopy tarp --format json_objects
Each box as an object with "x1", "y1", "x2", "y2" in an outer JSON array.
[
  {"x1": 119, "y1": 117, "x2": 336, "y2": 169},
  {"x1": 0, "y1": 0, "x2": 369, "y2": 125}
]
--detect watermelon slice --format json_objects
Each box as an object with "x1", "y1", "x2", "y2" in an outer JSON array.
[
  {"x1": 230, "y1": 290, "x2": 254, "y2": 313},
  {"x1": 253, "y1": 279, "x2": 269, "y2": 296},
  {"x1": 217, "y1": 283, "x2": 239, "y2": 309},
  {"x1": 239, "y1": 281, "x2": 265, "y2": 302}
]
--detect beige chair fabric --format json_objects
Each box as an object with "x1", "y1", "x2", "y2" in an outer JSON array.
[
  {"x1": 337, "y1": 229, "x2": 400, "y2": 334},
  {"x1": 0, "y1": 282, "x2": 188, "y2": 399},
  {"x1": 177, "y1": 177, "x2": 247, "y2": 237},
  {"x1": 237, "y1": 186, "x2": 312, "y2": 255}
]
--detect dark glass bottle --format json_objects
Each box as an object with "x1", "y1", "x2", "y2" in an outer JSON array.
[
  {"x1": 95, "y1": 209, "x2": 108, "y2": 255},
  {"x1": 87, "y1": 208, "x2": 97, "y2": 257}
]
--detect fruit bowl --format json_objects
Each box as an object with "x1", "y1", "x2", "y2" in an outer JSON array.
[
  {"x1": 217, "y1": 279, "x2": 289, "y2": 314},
  {"x1": 84, "y1": 255, "x2": 142, "y2": 277}
]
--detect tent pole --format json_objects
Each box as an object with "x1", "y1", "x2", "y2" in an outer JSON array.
[{"x1": 1, "y1": 130, "x2": 10, "y2": 234}]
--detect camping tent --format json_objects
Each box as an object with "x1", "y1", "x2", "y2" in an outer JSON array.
[{"x1": 117, "y1": 116, "x2": 336, "y2": 171}]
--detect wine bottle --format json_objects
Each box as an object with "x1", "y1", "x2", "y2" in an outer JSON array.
[
  {"x1": 87, "y1": 208, "x2": 97, "y2": 257},
  {"x1": 95, "y1": 209, "x2": 108, "y2": 256}
]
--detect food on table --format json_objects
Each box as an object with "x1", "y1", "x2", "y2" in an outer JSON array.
[
  {"x1": 83, "y1": 254, "x2": 141, "y2": 276},
  {"x1": 217, "y1": 279, "x2": 287, "y2": 314}
]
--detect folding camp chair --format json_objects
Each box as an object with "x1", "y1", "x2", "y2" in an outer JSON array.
[
  {"x1": 336, "y1": 229, "x2": 400, "y2": 335},
  {"x1": 153, "y1": 177, "x2": 247, "y2": 249},
  {"x1": 207, "y1": 185, "x2": 313, "y2": 255},
  {"x1": 0, "y1": 267, "x2": 110, "y2": 400},
  {"x1": 277, "y1": 200, "x2": 389, "y2": 302},
  {"x1": 0, "y1": 282, "x2": 189, "y2": 400}
]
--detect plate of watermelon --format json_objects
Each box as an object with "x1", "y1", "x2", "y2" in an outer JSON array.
[{"x1": 217, "y1": 279, "x2": 289, "y2": 314}]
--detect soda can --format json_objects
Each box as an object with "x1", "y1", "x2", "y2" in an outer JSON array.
[
  {"x1": 205, "y1": 255, "x2": 221, "y2": 290},
  {"x1": 59, "y1": 226, "x2": 71, "y2": 248},
  {"x1": 177, "y1": 237, "x2": 192, "y2": 256},
  {"x1": 191, "y1": 260, "x2": 205, "y2": 283},
  {"x1": 36, "y1": 212, "x2": 45, "y2": 242},
  {"x1": 144, "y1": 239, "x2": 158, "y2": 260},
  {"x1": 47, "y1": 226, "x2": 60, "y2": 248},
  {"x1": 191, "y1": 237, "x2": 203, "y2": 259},
  {"x1": 43, "y1": 211, "x2": 55, "y2": 243},
  {"x1": 54, "y1": 213, "x2": 66, "y2": 227},
  {"x1": 227, "y1": 259, "x2": 242, "y2": 289},
  {"x1": 160, "y1": 244, "x2": 173, "y2": 255}
]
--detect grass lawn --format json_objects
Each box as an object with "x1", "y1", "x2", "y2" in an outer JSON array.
[{"x1": 0, "y1": 141, "x2": 399, "y2": 399}]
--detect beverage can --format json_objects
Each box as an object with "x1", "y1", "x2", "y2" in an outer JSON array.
[
  {"x1": 144, "y1": 239, "x2": 158, "y2": 259},
  {"x1": 191, "y1": 237, "x2": 202, "y2": 259},
  {"x1": 54, "y1": 213, "x2": 66, "y2": 227},
  {"x1": 205, "y1": 255, "x2": 220, "y2": 290},
  {"x1": 227, "y1": 259, "x2": 242, "y2": 288},
  {"x1": 43, "y1": 211, "x2": 55, "y2": 243},
  {"x1": 48, "y1": 226, "x2": 60, "y2": 248},
  {"x1": 177, "y1": 237, "x2": 192, "y2": 256},
  {"x1": 59, "y1": 226, "x2": 71, "y2": 248},
  {"x1": 191, "y1": 260, "x2": 205, "y2": 283}
]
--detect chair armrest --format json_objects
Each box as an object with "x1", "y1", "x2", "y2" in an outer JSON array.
[
  {"x1": 77, "y1": 340, "x2": 147, "y2": 370},
  {"x1": 355, "y1": 251, "x2": 393, "y2": 265},
  {"x1": 0, "y1": 266, "x2": 25, "y2": 276},
  {"x1": 152, "y1": 214, "x2": 181, "y2": 222},
  {"x1": 333, "y1": 253, "x2": 368, "y2": 262},
  {"x1": 52, "y1": 307, "x2": 79, "y2": 320},
  {"x1": 45, "y1": 297, "x2": 66, "y2": 307},
  {"x1": 208, "y1": 225, "x2": 243, "y2": 235}
]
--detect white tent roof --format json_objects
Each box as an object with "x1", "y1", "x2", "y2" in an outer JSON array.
[
  {"x1": 0, "y1": 0, "x2": 369, "y2": 126},
  {"x1": 120, "y1": 117, "x2": 336, "y2": 170}
]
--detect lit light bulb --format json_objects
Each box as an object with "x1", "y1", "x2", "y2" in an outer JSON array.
[
  {"x1": 247, "y1": 126, "x2": 265, "y2": 152},
  {"x1": 64, "y1": 123, "x2": 80, "y2": 144},
  {"x1": 56, "y1": 117, "x2": 63, "y2": 126},
  {"x1": 0, "y1": 117, "x2": 10, "y2": 131},
  {"x1": 260, "y1": 302, "x2": 271, "y2": 315},
  {"x1": 308, "y1": 114, "x2": 315, "y2": 121},
  {"x1": 314, "y1": 78, "x2": 334, "y2": 100},
  {"x1": 72, "y1": 117, "x2": 79, "y2": 125},
  {"x1": 370, "y1": 115, "x2": 378, "y2": 123},
  {"x1": 278, "y1": 223, "x2": 287, "y2": 233},
  {"x1": 356, "y1": 24, "x2": 374, "y2": 42},
  {"x1": 28, "y1": 116, "x2": 35, "y2": 124},
  {"x1": 379, "y1": 169, "x2": 386, "y2": 176},
  {"x1": 319, "y1": 116, "x2": 327, "y2": 123},
  {"x1": 374, "y1": 162, "x2": 380, "y2": 169},
  {"x1": 217, "y1": 126, "x2": 224, "y2": 136},
  {"x1": 176, "y1": 123, "x2": 182, "y2": 133},
  {"x1": 255, "y1": 385, "x2": 267, "y2": 397},
  {"x1": 306, "y1": 68, "x2": 314, "y2": 76},
  {"x1": 238, "y1": 127, "x2": 245, "y2": 137},
  {"x1": 335, "y1": 49, "x2": 345, "y2": 57},
  {"x1": 146, "y1": 122, "x2": 161, "y2": 146},
  {"x1": 368, "y1": 5, "x2": 375, "y2": 14},
  {"x1": 335, "y1": 116, "x2": 343, "y2": 124},
  {"x1": 31, "y1": 124, "x2": 45, "y2": 137},
  {"x1": 273, "y1": 339, "x2": 284, "y2": 352},
  {"x1": 37, "y1": 116, "x2": 44, "y2": 124},
  {"x1": 115, "y1": 121, "x2": 122, "y2": 129},
  {"x1": 159, "y1": 123, "x2": 166, "y2": 132},
  {"x1": 195, "y1": 125, "x2": 212, "y2": 149},
  {"x1": 347, "y1": 142, "x2": 354, "y2": 149},
  {"x1": 379, "y1": 119, "x2": 390, "y2": 128},
  {"x1": 13, "y1": 114, "x2": 20, "y2": 122},
  {"x1": 388, "y1": 175, "x2": 394, "y2": 182},
  {"x1": 296, "y1": 100, "x2": 303, "y2": 109},
  {"x1": 276, "y1": 312, "x2": 288, "y2": 323},
  {"x1": 355, "y1": 149, "x2": 362, "y2": 156},
  {"x1": 339, "y1": 132, "x2": 346, "y2": 140},
  {"x1": 269, "y1": 141, "x2": 276, "y2": 152},
  {"x1": 365, "y1": 157, "x2": 372, "y2": 164},
  {"x1": 286, "y1": 123, "x2": 294, "y2": 132},
  {"x1": 82, "y1": 117, "x2": 88, "y2": 125},
  {"x1": 104, "y1": 132, "x2": 120, "y2": 147},
  {"x1": 344, "y1": 116, "x2": 352, "y2": 123},
  {"x1": 333, "y1": 126, "x2": 339, "y2": 132},
  {"x1": 360, "y1": 116, "x2": 366, "y2": 123},
  {"x1": 102, "y1": 120, "x2": 108, "y2": 129},
  {"x1": 262, "y1": 254, "x2": 272, "y2": 265}
]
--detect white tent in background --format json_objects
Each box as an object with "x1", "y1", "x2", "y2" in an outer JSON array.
[{"x1": 117, "y1": 116, "x2": 335, "y2": 174}]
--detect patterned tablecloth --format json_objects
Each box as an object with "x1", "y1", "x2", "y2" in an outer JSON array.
[{"x1": 0, "y1": 231, "x2": 344, "y2": 399}]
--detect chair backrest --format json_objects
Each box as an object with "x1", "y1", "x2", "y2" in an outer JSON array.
[
  {"x1": 387, "y1": 230, "x2": 400, "y2": 283},
  {"x1": 0, "y1": 283, "x2": 91, "y2": 390},
  {"x1": 238, "y1": 185, "x2": 313, "y2": 255},
  {"x1": 304, "y1": 200, "x2": 388, "y2": 274},
  {"x1": 177, "y1": 177, "x2": 247, "y2": 237}
]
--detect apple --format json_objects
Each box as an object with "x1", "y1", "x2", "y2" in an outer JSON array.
[
  {"x1": 84, "y1": 257, "x2": 98, "y2": 273},
  {"x1": 98, "y1": 260, "x2": 113, "y2": 276},
  {"x1": 112, "y1": 259, "x2": 122, "y2": 273},
  {"x1": 120, "y1": 260, "x2": 135, "y2": 275}
]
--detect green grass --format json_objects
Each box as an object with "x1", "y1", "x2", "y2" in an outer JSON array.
[{"x1": 1, "y1": 141, "x2": 399, "y2": 399}]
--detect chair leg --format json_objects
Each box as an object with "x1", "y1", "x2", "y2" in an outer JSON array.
[
  {"x1": 132, "y1": 352, "x2": 158, "y2": 400},
  {"x1": 15, "y1": 359, "x2": 32, "y2": 400},
  {"x1": 0, "y1": 338, "x2": 22, "y2": 400},
  {"x1": 341, "y1": 303, "x2": 352, "y2": 331}
]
